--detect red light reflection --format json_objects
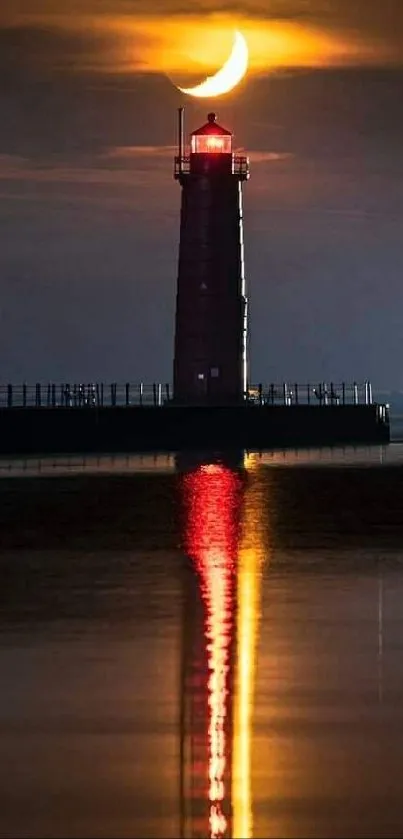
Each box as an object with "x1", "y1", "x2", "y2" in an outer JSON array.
[{"x1": 184, "y1": 464, "x2": 241, "y2": 838}]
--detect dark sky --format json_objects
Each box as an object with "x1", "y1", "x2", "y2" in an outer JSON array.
[{"x1": 1, "y1": 1, "x2": 403, "y2": 388}]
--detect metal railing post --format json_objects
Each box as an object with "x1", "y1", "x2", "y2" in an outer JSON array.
[
  {"x1": 125, "y1": 383, "x2": 130, "y2": 407},
  {"x1": 36, "y1": 383, "x2": 41, "y2": 407},
  {"x1": 7, "y1": 384, "x2": 12, "y2": 408},
  {"x1": 364, "y1": 380, "x2": 373, "y2": 405},
  {"x1": 22, "y1": 383, "x2": 27, "y2": 408},
  {"x1": 354, "y1": 382, "x2": 358, "y2": 405},
  {"x1": 139, "y1": 383, "x2": 143, "y2": 407}
]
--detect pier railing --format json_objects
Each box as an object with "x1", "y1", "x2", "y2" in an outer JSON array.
[{"x1": 0, "y1": 381, "x2": 376, "y2": 408}]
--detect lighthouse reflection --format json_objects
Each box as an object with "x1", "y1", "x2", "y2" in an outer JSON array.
[{"x1": 180, "y1": 456, "x2": 266, "y2": 838}]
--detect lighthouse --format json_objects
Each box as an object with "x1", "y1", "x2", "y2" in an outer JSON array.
[{"x1": 173, "y1": 111, "x2": 250, "y2": 405}]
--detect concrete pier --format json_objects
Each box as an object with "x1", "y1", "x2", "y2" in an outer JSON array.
[{"x1": 0, "y1": 402, "x2": 389, "y2": 455}]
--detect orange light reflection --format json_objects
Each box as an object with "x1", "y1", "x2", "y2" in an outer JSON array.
[
  {"x1": 184, "y1": 464, "x2": 241, "y2": 838},
  {"x1": 233, "y1": 454, "x2": 267, "y2": 839}
]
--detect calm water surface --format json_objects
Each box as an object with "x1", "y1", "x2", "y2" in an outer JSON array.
[{"x1": 1, "y1": 446, "x2": 403, "y2": 838}]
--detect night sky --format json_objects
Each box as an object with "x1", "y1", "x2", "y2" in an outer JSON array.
[{"x1": 1, "y1": 1, "x2": 403, "y2": 389}]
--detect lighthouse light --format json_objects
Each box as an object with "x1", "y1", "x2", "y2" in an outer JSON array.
[
  {"x1": 207, "y1": 136, "x2": 224, "y2": 151},
  {"x1": 191, "y1": 135, "x2": 232, "y2": 155}
]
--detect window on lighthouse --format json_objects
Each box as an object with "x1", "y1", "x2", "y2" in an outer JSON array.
[{"x1": 191, "y1": 135, "x2": 232, "y2": 154}]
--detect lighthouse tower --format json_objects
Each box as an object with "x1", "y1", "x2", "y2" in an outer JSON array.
[{"x1": 173, "y1": 111, "x2": 250, "y2": 405}]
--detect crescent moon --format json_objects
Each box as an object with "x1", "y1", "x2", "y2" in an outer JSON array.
[{"x1": 178, "y1": 31, "x2": 248, "y2": 98}]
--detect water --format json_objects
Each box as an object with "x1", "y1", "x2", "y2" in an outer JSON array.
[{"x1": 1, "y1": 447, "x2": 403, "y2": 838}]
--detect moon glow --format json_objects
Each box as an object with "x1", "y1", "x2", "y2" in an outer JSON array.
[{"x1": 178, "y1": 31, "x2": 248, "y2": 97}]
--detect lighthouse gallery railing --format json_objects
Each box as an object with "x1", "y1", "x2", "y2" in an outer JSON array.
[{"x1": 174, "y1": 155, "x2": 250, "y2": 179}]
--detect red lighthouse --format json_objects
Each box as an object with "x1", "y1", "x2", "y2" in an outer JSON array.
[{"x1": 174, "y1": 111, "x2": 250, "y2": 405}]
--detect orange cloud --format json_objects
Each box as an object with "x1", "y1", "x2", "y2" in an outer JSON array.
[
  {"x1": 7, "y1": 12, "x2": 395, "y2": 76},
  {"x1": 94, "y1": 15, "x2": 397, "y2": 74}
]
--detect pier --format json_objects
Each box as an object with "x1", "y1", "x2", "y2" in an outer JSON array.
[{"x1": 0, "y1": 380, "x2": 390, "y2": 455}]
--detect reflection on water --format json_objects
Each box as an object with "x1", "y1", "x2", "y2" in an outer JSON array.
[
  {"x1": 181, "y1": 456, "x2": 269, "y2": 839},
  {"x1": 182, "y1": 464, "x2": 242, "y2": 838},
  {"x1": 2, "y1": 450, "x2": 403, "y2": 838},
  {"x1": 233, "y1": 457, "x2": 267, "y2": 839},
  {"x1": 4, "y1": 441, "x2": 403, "y2": 478}
]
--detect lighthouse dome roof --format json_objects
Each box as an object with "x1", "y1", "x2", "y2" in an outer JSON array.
[{"x1": 191, "y1": 112, "x2": 232, "y2": 136}]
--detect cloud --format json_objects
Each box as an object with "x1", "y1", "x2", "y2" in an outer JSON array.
[
  {"x1": 0, "y1": 146, "x2": 294, "y2": 187},
  {"x1": 0, "y1": 24, "x2": 112, "y2": 78},
  {"x1": 105, "y1": 145, "x2": 293, "y2": 161},
  {"x1": 0, "y1": 152, "x2": 165, "y2": 185},
  {"x1": 0, "y1": 13, "x2": 397, "y2": 83},
  {"x1": 105, "y1": 145, "x2": 176, "y2": 159},
  {"x1": 1, "y1": 0, "x2": 402, "y2": 73},
  {"x1": 0, "y1": 154, "x2": 29, "y2": 170},
  {"x1": 248, "y1": 150, "x2": 293, "y2": 162}
]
